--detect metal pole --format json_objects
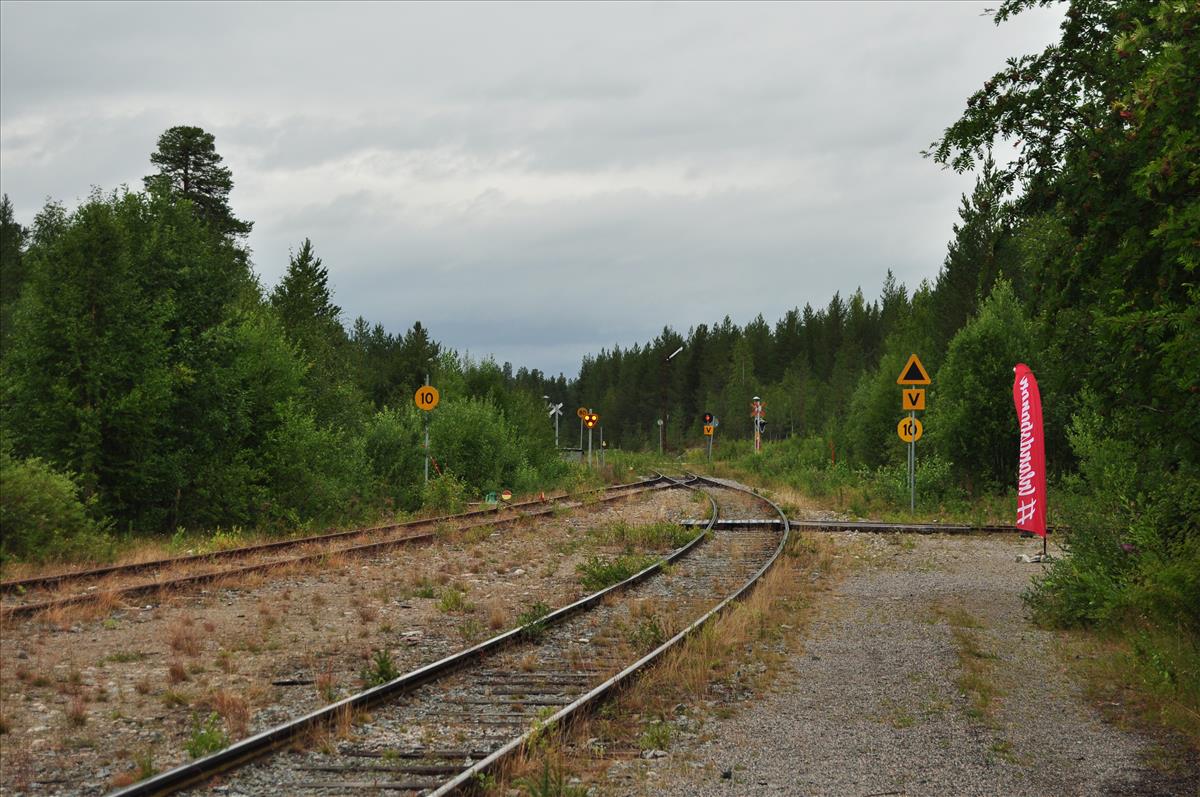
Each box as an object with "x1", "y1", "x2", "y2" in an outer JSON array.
[
  {"x1": 424, "y1": 372, "x2": 431, "y2": 483},
  {"x1": 707, "y1": 431, "x2": 712, "y2": 462},
  {"x1": 554, "y1": 411, "x2": 559, "y2": 449},
  {"x1": 909, "y1": 409, "x2": 915, "y2": 512},
  {"x1": 588, "y1": 426, "x2": 593, "y2": 467}
]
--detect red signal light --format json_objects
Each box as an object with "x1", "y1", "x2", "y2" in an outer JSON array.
[{"x1": 702, "y1": 412, "x2": 714, "y2": 424}]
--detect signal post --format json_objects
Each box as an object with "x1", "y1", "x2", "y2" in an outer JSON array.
[
  {"x1": 583, "y1": 410, "x2": 600, "y2": 466},
  {"x1": 751, "y1": 397, "x2": 765, "y2": 454},
  {"x1": 896, "y1": 354, "x2": 930, "y2": 512},
  {"x1": 702, "y1": 412, "x2": 717, "y2": 462}
]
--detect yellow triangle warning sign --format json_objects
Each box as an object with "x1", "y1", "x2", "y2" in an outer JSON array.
[{"x1": 896, "y1": 353, "x2": 931, "y2": 385}]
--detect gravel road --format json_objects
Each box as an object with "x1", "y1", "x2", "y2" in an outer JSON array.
[{"x1": 612, "y1": 532, "x2": 1196, "y2": 797}]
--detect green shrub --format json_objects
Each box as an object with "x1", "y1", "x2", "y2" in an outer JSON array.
[
  {"x1": 639, "y1": 719, "x2": 672, "y2": 751},
  {"x1": 1024, "y1": 396, "x2": 1200, "y2": 737},
  {"x1": 513, "y1": 760, "x2": 587, "y2": 797},
  {"x1": 590, "y1": 521, "x2": 697, "y2": 551},
  {"x1": 185, "y1": 712, "x2": 229, "y2": 759},
  {"x1": 360, "y1": 649, "x2": 400, "y2": 687},
  {"x1": 626, "y1": 616, "x2": 666, "y2": 649},
  {"x1": 260, "y1": 399, "x2": 371, "y2": 527},
  {"x1": 421, "y1": 473, "x2": 468, "y2": 514},
  {"x1": 0, "y1": 450, "x2": 111, "y2": 563},
  {"x1": 576, "y1": 554, "x2": 657, "y2": 591},
  {"x1": 428, "y1": 398, "x2": 522, "y2": 492},
  {"x1": 437, "y1": 589, "x2": 473, "y2": 613},
  {"x1": 363, "y1": 407, "x2": 424, "y2": 512},
  {"x1": 516, "y1": 601, "x2": 552, "y2": 641}
]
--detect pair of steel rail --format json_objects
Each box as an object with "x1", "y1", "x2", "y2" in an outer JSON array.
[
  {"x1": 0, "y1": 475, "x2": 669, "y2": 620},
  {"x1": 104, "y1": 474, "x2": 790, "y2": 796}
]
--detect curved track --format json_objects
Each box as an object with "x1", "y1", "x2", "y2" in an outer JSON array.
[
  {"x1": 0, "y1": 476, "x2": 667, "y2": 620},
  {"x1": 106, "y1": 474, "x2": 789, "y2": 796}
]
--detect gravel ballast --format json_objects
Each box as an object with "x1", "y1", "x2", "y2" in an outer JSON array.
[{"x1": 619, "y1": 532, "x2": 1191, "y2": 797}]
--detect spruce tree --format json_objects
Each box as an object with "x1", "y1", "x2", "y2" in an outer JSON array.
[
  {"x1": 271, "y1": 238, "x2": 343, "y2": 350},
  {"x1": 0, "y1": 194, "x2": 27, "y2": 346}
]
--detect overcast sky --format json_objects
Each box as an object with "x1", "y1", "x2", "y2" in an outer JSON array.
[{"x1": 1, "y1": 1, "x2": 1063, "y2": 378}]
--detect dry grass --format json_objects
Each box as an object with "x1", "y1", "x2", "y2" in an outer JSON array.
[
  {"x1": 315, "y1": 665, "x2": 337, "y2": 703},
  {"x1": 167, "y1": 661, "x2": 190, "y2": 684},
  {"x1": 486, "y1": 601, "x2": 509, "y2": 631},
  {"x1": 108, "y1": 771, "x2": 137, "y2": 789},
  {"x1": 757, "y1": 484, "x2": 828, "y2": 517},
  {"x1": 334, "y1": 703, "x2": 354, "y2": 738},
  {"x1": 206, "y1": 689, "x2": 250, "y2": 737},
  {"x1": 65, "y1": 694, "x2": 88, "y2": 727},
  {"x1": 36, "y1": 603, "x2": 71, "y2": 630},
  {"x1": 168, "y1": 623, "x2": 201, "y2": 657}
]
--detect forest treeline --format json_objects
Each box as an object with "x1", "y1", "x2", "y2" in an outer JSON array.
[
  {"x1": 0, "y1": 128, "x2": 575, "y2": 557},
  {"x1": 563, "y1": 0, "x2": 1200, "y2": 710},
  {"x1": 0, "y1": 0, "x2": 1195, "y2": 720}
]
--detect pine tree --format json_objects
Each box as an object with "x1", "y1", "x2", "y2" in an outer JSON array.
[{"x1": 144, "y1": 126, "x2": 252, "y2": 236}]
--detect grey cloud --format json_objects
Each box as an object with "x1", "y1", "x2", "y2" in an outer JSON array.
[{"x1": 2, "y1": 1, "x2": 1063, "y2": 377}]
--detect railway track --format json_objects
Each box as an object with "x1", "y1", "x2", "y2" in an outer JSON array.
[
  {"x1": 106, "y1": 474, "x2": 789, "y2": 796},
  {"x1": 0, "y1": 475, "x2": 668, "y2": 620},
  {"x1": 683, "y1": 518, "x2": 1057, "y2": 534}
]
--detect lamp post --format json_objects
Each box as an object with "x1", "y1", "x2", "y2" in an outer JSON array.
[{"x1": 660, "y1": 345, "x2": 684, "y2": 454}]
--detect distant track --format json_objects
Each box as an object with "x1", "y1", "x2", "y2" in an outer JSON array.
[
  {"x1": 106, "y1": 474, "x2": 790, "y2": 797},
  {"x1": 0, "y1": 475, "x2": 668, "y2": 620},
  {"x1": 682, "y1": 518, "x2": 1056, "y2": 535}
]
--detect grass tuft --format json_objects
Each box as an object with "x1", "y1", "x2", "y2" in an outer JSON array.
[
  {"x1": 360, "y1": 648, "x2": 400, "y2": 687},
  {"x1": 576, "y1": 554, "x2": 657, "y2": 591},
  {"x1": 184, "y1": 712, "x2": 229, "y2": 758}
]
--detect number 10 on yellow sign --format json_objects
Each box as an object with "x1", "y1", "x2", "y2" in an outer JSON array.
[
  {"x1": 414, "y1": 386, "x2": 440, "y2": 411},
  {"x1": 897, "y1": 417, "x2": 923, "y2": 443}
]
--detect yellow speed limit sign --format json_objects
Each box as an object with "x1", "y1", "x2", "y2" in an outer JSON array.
[
  {"x1": 414, "y1": 385, "x2": 440, "y2": 411},
  {"x1": 576, "y1": 407, "x2": 588, "y2": 419},
  {"x1": 897, "y1": 417, "x2": 923, "y2": 443}
]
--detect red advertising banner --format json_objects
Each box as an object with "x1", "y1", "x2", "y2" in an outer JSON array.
[{"x1": 1012, "y1": 363, "x2": 1047, "y2": 537}]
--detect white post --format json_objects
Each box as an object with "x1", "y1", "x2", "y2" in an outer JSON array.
[{"x1": 424, "y1": 372, "x2": 431, "y2": 483}]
